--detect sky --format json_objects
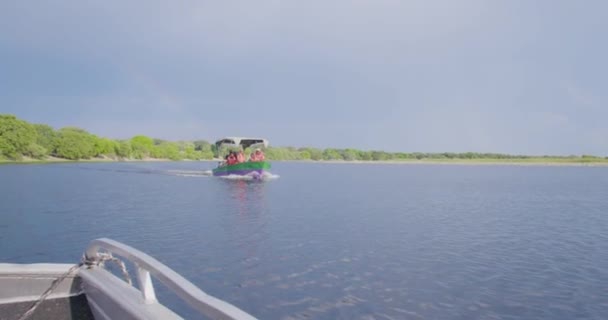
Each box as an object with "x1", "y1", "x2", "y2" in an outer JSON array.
[{"x1": 1, "y1": 1, "x2": 607, "y2": 155}]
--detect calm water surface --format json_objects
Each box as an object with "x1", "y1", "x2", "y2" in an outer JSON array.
[{"x1": 1, "y1": 162, "x2": 607, "y2": 319}]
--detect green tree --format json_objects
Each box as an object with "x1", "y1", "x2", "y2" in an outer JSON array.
[
  {"x1": 93, "y1": 137, "x2": 117, "y2": 156},
  {"x1": 24, "y1": 143, "x2": 47, "y2": 159},
  {"x1": 371, "y1": 151, "x2": 390, "y2": 161},
  {"x1": 408, "y1": 152, "x2": 419, "y2": 160},
  {"x1": 299, "y1": 147, "x2": 323, "y2": 160},
  {"x1": 0, "y1": 114, "x2": 37, "y2": 159},
  {"x1": 155, "y1": 142, "x2": 181, "y2": 160},
  {"x1": 115, "y1": 140, "x2": 132, "y2": 158},
  {"x1": 393, "y1": 152, "x2": 410, "y2": 160},
  {"x1": 358, "y1": 151, "x2": 372, "y2": 161},
  {"x1": 200, "y1": 150, "x2": 214, "y2": 159},
  {"x1": 130, "y1": 135, "x2": 154, "y2": 159},
  {"x1": 311, "y1": 149, "x2": 323, "y2": 160},
  {"x1": 183, "y1": 144, "x2": 199, "y2": 159},
  {"x1": 264, "y1": 147, "x2": 283, "y2": 160},
  {"x1": 33, "y1": 124, "x2": 57, "y2": 154},
  {"x1": 264, "y1": 147, "x2": 297, "y2": 160},
  {"x1": 193, "y1": 140, "x2": 212, "y2": 152},
  {"x1": 341, "y1": 149, "x2": 360, "y2": 161},
  {"x1": 180, "y1": 142, "x2": 214, "y2": 159},
  {"x1": 323, "y1": 148, "x2": 342, "y2": 160},
  {"x1": 54, "y1": 127, "x2": 96, "y2": 160},
  {"x1": 298, "y1": 150, "x2": 311, "y2": 160}
]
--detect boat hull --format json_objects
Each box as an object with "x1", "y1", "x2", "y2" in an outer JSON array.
[{"x1": 212, "y1": 161, "x2": 271, "y2": 177}]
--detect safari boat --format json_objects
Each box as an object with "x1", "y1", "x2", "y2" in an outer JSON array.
[{"x1": 212, "y1": 137, "x2": 271, "y2": 178}]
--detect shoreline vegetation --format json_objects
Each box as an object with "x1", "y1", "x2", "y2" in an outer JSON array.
[
  {"x1": 2, "y1": 114, "x2": 607, "y2": 166},
  {"x1": 3, "y1": 157, "x2": 608, "y2": 167}
]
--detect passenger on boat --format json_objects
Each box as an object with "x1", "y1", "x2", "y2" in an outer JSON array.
[
  {"x1": 250, "y1": 149, "x2": 265, "y2": 162},
  {"x1": 236, "y1": 151, "x2": 245, "y2": 163},
  {"x1": 226, "y1": 152, "x2": 238, "y2": 165}
]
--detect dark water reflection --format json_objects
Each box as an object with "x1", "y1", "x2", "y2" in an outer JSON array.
[{"x1": 1, "y1": 162, "x2": 608, "y2": 319}]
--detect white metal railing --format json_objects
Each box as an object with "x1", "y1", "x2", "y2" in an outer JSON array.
[{"x1": 85, "y1": 238, "x2": 258, "y2": 320}]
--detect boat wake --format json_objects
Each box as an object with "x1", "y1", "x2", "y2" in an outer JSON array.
[
  {"x1": 73, "y1": 165, "x2": 277, "y2": 180},
  {"x1": 219, "y1": 171, "x2": 280, "y2": 181},
  {"x1": 166, "y1": 170, "x2": 279, "y2": 181},
  {"x1": 166, "y1": 170, "x2": 213, "y2": 177}
]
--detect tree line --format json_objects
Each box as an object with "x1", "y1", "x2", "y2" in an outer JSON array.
[
  {"x1": 1, "y1": 114, "x2": 605, "y2": 162},
  {"x1": 263, "y1": 147, "x2": 606, "y2": 161},
  {"x1": 0, "y1": 114, "x2": 214, "y2": 160}
]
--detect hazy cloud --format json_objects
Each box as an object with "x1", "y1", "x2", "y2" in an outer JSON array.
[{"x1": 1, "y1": 1, "x2": 607, "y2": 155}]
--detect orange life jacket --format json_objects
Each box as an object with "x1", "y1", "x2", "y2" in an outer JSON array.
[{"x1": 227, "y1": 154, "x2": 237, "y2": 165}]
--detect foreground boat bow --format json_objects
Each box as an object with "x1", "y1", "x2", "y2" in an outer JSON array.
[{"x1": 0, "y1": 238, "x2": 258, "y2": 320}]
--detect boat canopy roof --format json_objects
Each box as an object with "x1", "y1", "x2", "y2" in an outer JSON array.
[{"x1": 215, "y1": 137, "x2": 269, "y2": 149}]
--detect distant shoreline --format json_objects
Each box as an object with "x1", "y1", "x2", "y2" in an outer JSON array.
[
  {"x1": 2, "y1": 115, "x2": 607, "y2": 167},
  {"x1": 2, "y1": 157, "x2": 608, "y2": 167},
  {"x1": 284, "y1": 159, "x2": 608, "y2": 167},
  {"x1": 0, "y1": 156, "x2": 219, "y2": 165}
]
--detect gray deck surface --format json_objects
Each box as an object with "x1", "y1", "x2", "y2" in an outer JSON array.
[{"x1": 0, "y1": 294, "x2": 94, "y2": 320}]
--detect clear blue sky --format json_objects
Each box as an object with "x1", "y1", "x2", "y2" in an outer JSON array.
[{"x1": 1, "y1": 1, "x2": 606, "y2": 155}]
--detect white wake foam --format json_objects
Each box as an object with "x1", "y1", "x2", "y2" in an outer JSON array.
[
  {"x1": 219, "y1": 171, "x2": 280, "y2": 181},
  {"x1": 165, "y1": 169, "x2": 279, "y2": 181},
  {"x1": 166, "y1": 170, "x2": 213, "y2": 177}
]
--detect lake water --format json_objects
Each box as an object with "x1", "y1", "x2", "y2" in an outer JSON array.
[{"x1": 1, "y1": 162, "x2": 607, "y2": 319}]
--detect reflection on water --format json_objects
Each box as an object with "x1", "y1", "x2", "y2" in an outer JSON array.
[
  {"x1": 1, "y1": 162, "x2": 608, "y2": 319},
  {"x1": 225, "y1": 179, "x2": 269, "y2": 266}
]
